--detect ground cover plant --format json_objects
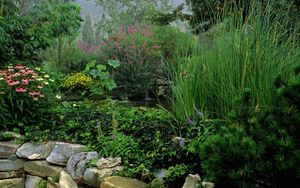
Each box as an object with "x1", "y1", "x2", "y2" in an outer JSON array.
[{"x1": 0, "y1": 0, "x2": 299, "y2": 187}]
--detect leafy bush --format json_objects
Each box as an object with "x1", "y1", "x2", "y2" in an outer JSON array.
[
  {"x1": 100, "y1": 23, "x2": 162, "y2": 98},
  {"x1": 83, "y1": 61, "x2": 117, "y2": 99},
  {"x1": 0, "y1": 64, "x2": 54, "y2": 132},
  {"x1": 192, "y1": 67, "x2": 300, "y2": 187}
]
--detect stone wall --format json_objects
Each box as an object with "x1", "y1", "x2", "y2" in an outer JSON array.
[{"x1": 0, "y1": 141, "x2": 144, "y2": 188}]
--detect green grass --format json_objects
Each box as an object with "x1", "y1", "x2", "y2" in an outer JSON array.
[{"x1": 170, "y1": 1, "x2": 300, "y2": 120}]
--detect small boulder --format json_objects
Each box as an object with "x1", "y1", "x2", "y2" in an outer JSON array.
[
  {"x1": 66, "y1": 151, "x2": 98, "y2": 179},
  {"x1": 46, "y1": 142, "x2": 85, "y2": 165},
  {"x1": 0, "y1": 159, "x2": 24, "y2": 171},
  {"x1": 100, "y1": 176, "x2": 147, "y2": 188},
  {"x1": 0, "y1": 178, "x2": 24, "y2": 188},
  {"x1": 96, "y1": 157, "x2": 122, "y2": 169},
  {"x1": 59, "y1": 170, "x2": 78, "y2": 188},
  {"x1": 0, "y1": 142, "x2": 21, "y2": 159},
  {"x1": 16, "y1": 142, "x2": 55, "y2": 160},
  {"x1": 25, "y1": 175, "x2": 43, "y2": 188},
  {"x1": 182, "y1": 174, "x2": 201, "y2": 188},
  {"x1": 24, "y1": 161, "x2": 63, "y2": 178},
  {"x1": 83, "y1": 166, "x2": 123, "y2": 187}
]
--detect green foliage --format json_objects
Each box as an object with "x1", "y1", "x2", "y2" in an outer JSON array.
[
  {"x1": 165, "y1": 164, "x2": 188, "y2": 182},
  {"x1": 0, "y1": 0, "x2": 82, "y2": 66},
  {"x1": 84, "y1": 61, "x2": 117, "y2": 99},
  {"x1": 95, "y1": 0, "x2": 172, "y2": 38},
  {"x1": 38, "y1": 180, "x2": 47, "y2": 188},
  {"x1": 186, "y1": 0, "x2": 300, "y2": 33},
  {"x1": 170, "y1": 0, "x2": 300, "y2": 120},
  {"x1": 154, "y1": 25, "x2": 197, "y2": 64},
  {"x1": 41, "y1": 40, "x2": 97, "y2": 74},
  {"x1": 193, "y1": 66, "x2": 300, "y2": 187}
]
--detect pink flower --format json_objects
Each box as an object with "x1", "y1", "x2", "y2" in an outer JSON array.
[
  {"x1": 22, "y1": 78, "x2": 29, "y2": 85},
  {"x1": 7, "y1": 80, "x2": 19, "y2": 86},
  {"x1": 15, "y1": 64, "x2": 24, "y2": 69},
  {"x1": 25, "y1": 69, "x2": 34, "y2": 74},
  {"x1": 15, "y1": 87, "x2": 27, "y2": 93}
]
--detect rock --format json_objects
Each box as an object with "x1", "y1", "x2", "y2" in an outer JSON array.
[
  {"x1": 46, "y1": 142, "x2": 85, "y2": 165},
  {"x1": 182, "y1": 174, "x2": 201, "y2": 188},
  {"x1": 96, "y1": 157, "x2": 122, "y2": 169},
  {"x1": 202, "y1": 181, "x2": 215, "y2": 188},
  {"x1": 100, "y1": 176, "x2": 147, "y2": 188},
  {"x1": 0, "y1": 159, "x2": 24, "y2": 171},
  {"x1": 24, "y1": 161, "x2": 63, "y2": 178},
  {"x1": 16, "y1": 142, "x2": 55, "y2": 160},
  {"x1": 83, "y1": 166, "x2": 123, "y2": 187},
  {"x1": 0, "y1": 142, "x2": 21, "y2": 159},
  {"x1": 66, "y1": 151, "x2": 98, "y2": 179},
  {"x1": 0, "y1": 171, "x2": 22, "y2": 179},
  {"x1": 25, "y1": 175, "x2": 43, "y2": 188},
  {"x1": 47, "y1": 177, "x2": 59, "y2": 188},
  {"x1": 0, "y1": 178, "x2": 24, "y2": 188},
  {"x1": 59, "y1": 170, "x2": 78, "y2": 188}
]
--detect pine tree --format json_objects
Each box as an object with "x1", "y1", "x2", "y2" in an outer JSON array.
[{"x1": 82, "y1": 13, "x2": 95, "y2": 46}]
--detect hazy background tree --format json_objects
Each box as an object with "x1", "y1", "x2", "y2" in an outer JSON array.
[{"x1": 82, "y1": 13, "x2": 95, "y2": 46}]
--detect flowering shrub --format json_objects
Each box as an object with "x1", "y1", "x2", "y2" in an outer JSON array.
[
  {"x1": 0, "y1": 64, "x2": 54, "y2": 131},
  {"x1": 100, "y1": 23, "x2": 162, "y2": 98},
  {"x1": 61, "y1": 72, "x2": 93, "y2": 93}
]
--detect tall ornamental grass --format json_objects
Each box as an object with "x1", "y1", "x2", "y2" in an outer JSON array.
[{"x1": 171, "y1": 0, "x2": 300, "y2": 120}]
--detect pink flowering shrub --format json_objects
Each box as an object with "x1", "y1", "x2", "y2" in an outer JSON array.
[
  {"x1": 100, "y1": 23, "x2": 162, "y2": 98},
  {"x1": 0, "y1": 64, "x2": 54, "y2": 131}
]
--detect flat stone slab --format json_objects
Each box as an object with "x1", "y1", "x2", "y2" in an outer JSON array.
[
  {"x1": 0, "y1": 171, "x2": 22, "y2": 179},
  {"x1": 24, "y1": 161, "x2": 63, "y2": 178},
  {"x1": 66, "y1": 151, "x2": 98, "y2": 179},
  {"x1": 0, "y1": 159, "x2": 24, "y2": 171},
  {"x1": 0, "y1": 142, "x2": 21, "y2": 159},
  {"x1": 16, "y1": 142, "x2": 55, "y2": 160},
  {"x1": 100, "y1": 176, "x2": 147, "y2": 188},
  {"x1": 25, "y1": 175, "x2": 43, "y2": 188},
  {"x1": 0, "y1": 178, "x2": 24, "y2": 188},
  {"x1": 46, "y1": 142, "x2": 85, "y2": 165}
]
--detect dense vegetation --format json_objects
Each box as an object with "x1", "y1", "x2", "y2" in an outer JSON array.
[{"x1": 0, "y1": 0, "x2": 299, "y2": 187}]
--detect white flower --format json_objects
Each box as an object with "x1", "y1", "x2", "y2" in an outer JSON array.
[
  {"x1": 49, "y1": 79, "x2": 55, "y2": 82},
  {"x1": 0, "y1": 77, "x2": 4, "y2": 81},
  {"x1": 44, "y1": 81, "x2": 49, "y2": 85},
  {"x1": 55, "y1": 95, "x2": 61, "y2": 99},
  {"x1": 44, "y1": 75, "x2": 50, "y2": 78}
]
